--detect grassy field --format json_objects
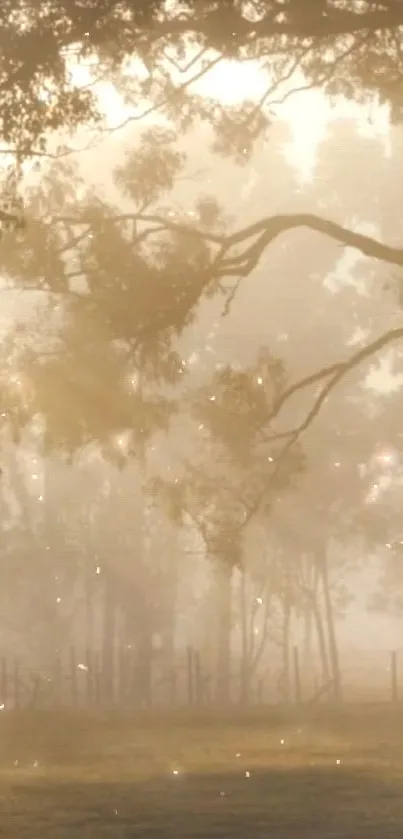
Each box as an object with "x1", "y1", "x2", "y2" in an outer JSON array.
[{"x1": 1, "y1": 706, "x2": 403, "y2": 837}]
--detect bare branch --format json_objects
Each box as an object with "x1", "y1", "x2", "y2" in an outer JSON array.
[
  {"x1": 151, "y1": 6, "x2": 403, "y2": 42},
  {"x1": 234, "y1": 326, "x2": 403, "y2": 533},
  {"x1": 216, "y1": 214, "x2": 403, "y2": 278},
  {"x1": 100, "y1": 54, "x2": 224, "y2": 135},
  {"x1": 266, "y1": 325, "x2": 403, "y2": 444},
  {"x1": 52, "y1": 209, "x2": 403, "y2": 278}
]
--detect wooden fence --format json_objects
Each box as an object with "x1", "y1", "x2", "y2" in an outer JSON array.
[
  {"x1": 0, "y1": 646, "x2": 402, "y2": 711},
  {"x1": 0, "y1": 646, "x2": 212, "y2": 711}
]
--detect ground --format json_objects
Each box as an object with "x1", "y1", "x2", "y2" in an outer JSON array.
[{"x1": 1, "y1": 706, "x2": 403, "y2": 837}]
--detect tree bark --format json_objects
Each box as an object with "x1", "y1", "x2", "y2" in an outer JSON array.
[
  {"x1": 313, "y1": 603, "x2": 330, "y2": 687},
  {"x1": 319, "y1": 551, "x2": 342, "y2": 701},
  {"x1": 101, "y1": 566, "x2": 118, "y2": 706},
  {"x1": 281, "y1": 599, "x2": 292, "y2": 704},
  {"x1": 156, "y1": 6, "x2": 403, "y2": 41},
  {"x1": 239, "y1": 567, "x2": 250, "y2": 705},
  {"x1": 215, "y1": 560, "x2": 233, "y2": 705}
]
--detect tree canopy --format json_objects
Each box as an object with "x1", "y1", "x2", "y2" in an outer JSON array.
[
  {"x1": 2, "y1": 1, "x2": 403, "y2": 157},
  {"x1": 0, "y1": 3, "x2": 401, "y2": 704}
]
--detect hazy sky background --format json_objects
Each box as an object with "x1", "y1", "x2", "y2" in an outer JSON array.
[{"x1": 3, "y1": 53, "x2": 403, "y2": 657}]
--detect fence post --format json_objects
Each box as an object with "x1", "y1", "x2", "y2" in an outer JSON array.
[
  {"x1": 169, "y1": 666, "x2": 177, "y2": 706},
  {"x1": 94, "y1": 652, "x2": 101, "y2": 706},
  {"x1": 187, "y1": 646, "x2": 194, "y2": 706},
  {"x1": 194, "y1": 651, "x2": 202, "y2": 705},
  {"x1": 70, "y1": 647, "x2": 78, "y2": 707},
  {"x1": 53, "y1": 653, "x2": 62, "y2": 707},
  {"x1": 257, "y1": 677, "x2": 264, "y2": 705},
  {"x1": 391, "y1": 650, "x2": 398, "y2": 702},
  {"x1": 118, "y1": 648, "x2": 126, "y2": 707},
  {"x1": 86, "y1": 649, "x2": 93, "y2": 707},
  {"x1": 14, "y1": 658, "x2": 20, "y2": 710},
  {"x1": 293, "y1": 646, "x2": 301, "y2": 705},
  {"x1": 1, "y1": 658, "x2": 7, "y2": 706}
]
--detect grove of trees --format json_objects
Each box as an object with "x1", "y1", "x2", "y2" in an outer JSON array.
[{"x1": 0, "y1": 1, "x2": 402, "y2": 707}]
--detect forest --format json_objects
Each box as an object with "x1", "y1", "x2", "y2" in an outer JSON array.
[{"x1": 0, "y1": 0, "x2": 402, "y2": 711}]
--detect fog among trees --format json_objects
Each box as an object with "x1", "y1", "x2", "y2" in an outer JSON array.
[{"x1": 0, "y1": 1, "x2": 402, "y2": 707}]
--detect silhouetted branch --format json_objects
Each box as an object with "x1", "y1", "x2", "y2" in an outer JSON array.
[
  {"x1": 151, "y1": 6, "x2": 403, "y2": 42},
  {"x1": 266, "y1": 326, "x2": 403, "y2": 444},
  {"x1": 100, "y1": 54, "x2": 224, "y2": 135},
  {"x1": 233, "y1": 326, "x2": 403, "y2": 532},
  {"x1": 216, "y1": 214, "x2": 403, "y2": 277},
  {"x1": 54, "y1": 210, "x2": 403, "y2": 272}
]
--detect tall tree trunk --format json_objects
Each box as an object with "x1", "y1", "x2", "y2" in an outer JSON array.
[
  {"x1": 101, "y1": 566, "x2": 118, "y2": 705},
  {"x1": 122, "y1": 469, "x2": 154, "y2": 707},
  {"x1": 281, "y1": 599, "x2": 292, "y2": 704},
  {"x1": 313, "y1": 604, "x2": 330, "y2": 686},
  {"x1": 134, "y1": 629, "x2": 153, "y2": 708},
  {"x1": 302, "y1": 606, "x2": 313, "y2": 669},
  {"x1": 319, "y1": 551, "x2": 342, "y2": 701},
  {"x1": 161, "y1": 522, "x2": 180, "y2": 676},
  {"x1": 239, "y1": 567, "x2": 250, "y2": 705},
  {"x1": 215, "y1": 560, "x2": 233, "y2": 705},
  {"x1": 85, "y1": 559, "x2": 95, "y2": 655},
  {"x1": 123, "y1": 579, "x2": 154, "y2": 708}
]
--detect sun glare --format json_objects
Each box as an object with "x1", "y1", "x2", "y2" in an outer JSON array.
[
  {"x1": 194, "y1": 59, "x2": 390, "y2": 175},
  {"x1": 68, "y1": 50, "x2": 390, "y2": 176}
]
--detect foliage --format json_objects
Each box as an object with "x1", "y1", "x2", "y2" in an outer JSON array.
[
  {"x1": 0, "y1": 1, "x2": 402, "y2": 161},
  {"x1": 0, "y1": 132, "x2": 231, "y2": 456},
  {"x1": 153, "y1": 349, "x2": 305, "y2": 569},
  {"x1": 0, "y1": 7, "x2": 401, "y2": 681}
]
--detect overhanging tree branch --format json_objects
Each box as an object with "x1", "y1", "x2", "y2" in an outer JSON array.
[
  {"x1": 234, "y1": 326, "x2": 403, "y2": 533},
  {"x1": 265, "y1": 325, "x2": 403, "y2": 445},
  {"x1": 150, "y1": 5, "x2": 403, "y2": 43},
  {"x1": 215, "y1": 214, "x2": 403, "y2": 278},
  {"x1": 53, "y1": 211, "x2": 403, "y2": 272}
]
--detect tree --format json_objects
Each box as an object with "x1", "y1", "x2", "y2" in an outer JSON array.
[
  {"x1": 0, "y1": 4, "x2": 402, "y2": 442},
  {"x1": 0, "y1": 442, "x2": 92, "y2": 666},
  {"x1": 1, "y1": 5, "x2": 403, "y2": 710},
  {"x1": 1, "y1": 1, "x2": 403, "y2": 157},
  {"x1": 0, "y1": 129, "x2": 233, "y2": 453},
  {"x1": 153, "y1": 347, "x2": 304, "y2": 702}
]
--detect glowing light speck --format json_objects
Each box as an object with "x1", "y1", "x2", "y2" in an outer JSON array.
[
  {"x1": 126, "y1": 371, "x2": 139, "y2": 390},
  {"x1": 113, "y1": 430, "x2": 132, "y2": 454},
  {"x1": 365, "y1": 483, "x2": 379, "y2": 504},
  {"x1": 377, "y1": 448, "x2": 399, "y2": 467}
]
